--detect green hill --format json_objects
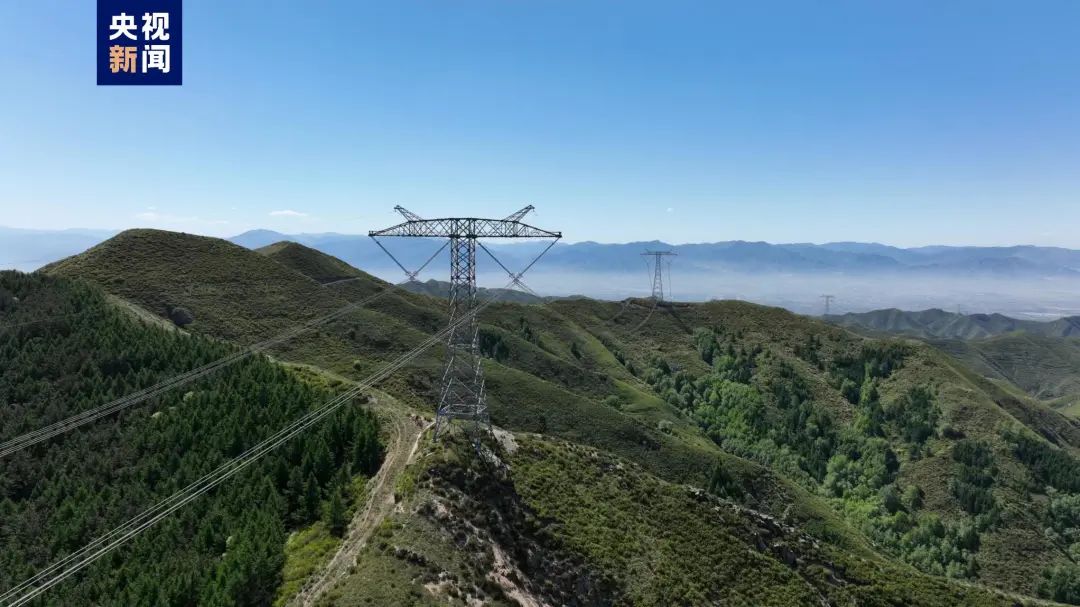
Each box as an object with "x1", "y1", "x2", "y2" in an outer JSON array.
[
  {"x1": 43, "y1": 229, "x2": 344, "y2": 345},
  {"x1": 30, "y1": 229, "x2": 1080, "y2": 604},
  {"x1": 827, "y1": 307, "x2": 1080, "y2": 415},
  {"x1": 399, "y1": 277, "x2": 547, "y2": 304},
  {"x1": 829, "y1": 307, "x2": 1080, "y2": 340},
  {"x1": 932, "y1": 334, "x2": 1080, "y2": 403},
  {"x1": 0, "y1": 271, "x2": 381, "y2": 606},
  {"x1": 327, "y1": 430, "x2": 1016, "y2": 606},
  {"x1": 258, "y1": 240, "x2": 365, "y2": 285}
]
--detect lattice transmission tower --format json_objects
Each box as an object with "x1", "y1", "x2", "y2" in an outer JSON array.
[
  {"x1": 370, "y1": 206, "x2": 561, "y2": 440},
  {"x1": 821, "y1": 294, "x2": 835, "y2": 316},
  {"x1": 641, "y1": 250, "x2": 676, "y2": 301}
]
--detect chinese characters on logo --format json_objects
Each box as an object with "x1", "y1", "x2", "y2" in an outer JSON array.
[
  {"x1": 108, "y1": 13, "x2": 170, "y2": 74},
  {"x1": 98, "y1": 1, "x2": 181, "y2": 85}
]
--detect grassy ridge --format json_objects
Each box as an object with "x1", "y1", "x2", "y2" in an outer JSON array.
[
  {"x1": 328, "y1": 430, "x2": 1020, "y2": 606},
  {"x1": 828, "y1": 307, "x2": 1080, "y2": 411},
  {"x1": 259, "y1": 241, "x2": 364, "y2": 285},
  {"x1": 43, "y1": 230, "x2": 1080, "y2": 603},
  {"x1": 933, "y1": 334, "x2": 1080, "y2": 403}
]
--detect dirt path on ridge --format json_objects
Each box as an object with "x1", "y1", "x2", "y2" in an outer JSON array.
[{"x1": 288, "y1": 407, "x2": 429, "y2": 607}]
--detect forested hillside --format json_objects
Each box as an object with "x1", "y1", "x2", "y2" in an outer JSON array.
[
  {"x1": 27, "y1": 230, "x2": 1080, "y2": 605},
  {"x1": 828, "y1": 308, "x2": 1080, "y2": 418},
  {"x1": 326, "y1": 430, "x2": 1016, "y2": 606},
  {"x1": 0, "y1": 271, "x2": 381, "y2": 605}
]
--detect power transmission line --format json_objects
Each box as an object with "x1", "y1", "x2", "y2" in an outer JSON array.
[
  {"x1": 369, "y1": 206, "x2": 560, "y2": 440},
  {"x1": 0, "y1": 234, "x2": 459, "y2": 459},
  {"x1": 0, "y1": 284, "x2": 512, "y2": 607},
  {"x1": 640, "y1": 250, "x2": 676, "y2": 302},
  {"x1": 0, "y1": 277, "x2": 424, "y2": 459},
  {"x1": 666, "y1": 258, "x2": 674, "y2": 302},
  {"x1": 632, "y1": 300, "x2": 660, "y2": 331},
  {"x1": 821, "y1": 294, "x2": 835, "y2": 316},
  {"x1": 0, "y1": 234, "x2": 652, "y2": 606}
]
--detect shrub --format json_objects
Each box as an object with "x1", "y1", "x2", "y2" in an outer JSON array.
[
  {"x1": 1038, "y1": 564, "x2": 1080, "y2": 604},
  {"x1": 950, "y1": 440, "x2": 997, "y2": 515},
  {"x1": 168, "y1": 305, "x2": 195, "y2": 327}
]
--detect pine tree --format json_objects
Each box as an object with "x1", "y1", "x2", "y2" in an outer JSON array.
[
  {"x1": 325, "y1": 487, "x2": 347, "y2": 537},
  {"x1": 303, "y1": 473, "x2": 321, "y2": 522}
]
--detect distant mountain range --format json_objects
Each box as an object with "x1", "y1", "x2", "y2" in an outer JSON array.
[
  {"x1": 828, "y1": 308, "x2": 1080, "y2": 340},
  {"x1": 5, "y1": 227, "x2": 1080, "y2": 316},
  {"x1": 5, "y1": 225, "x2": 1079, "y2": 278},
  {"x1": 0, "y1": 227, "x2": 117, "y2": 271},
  {"x1": 226, "y1": 229, "x2": 1080, "y2": 278}
]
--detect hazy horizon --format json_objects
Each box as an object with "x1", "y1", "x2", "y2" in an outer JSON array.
[
  {"x1": 4, "y1": 224, "x2": 1080, "y2": 252},
  {"x1": 5, "y1": 224, "x2": 1080, "y2": 321}
]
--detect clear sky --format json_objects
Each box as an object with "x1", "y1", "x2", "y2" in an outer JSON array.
[{"x1": 1, "y1": 1, "x2": 1078, "y2": 246}]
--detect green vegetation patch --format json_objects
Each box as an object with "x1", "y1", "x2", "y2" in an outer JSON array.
[
  {"x1": 275, "y1": 522, "x2": 341, "y2": 606},
  {"x1": 509, "y1": 438, "x2": 821, "y2": 606},
  {"x1": 0, "y1": 271, "x2": 383, "y2": 606}
]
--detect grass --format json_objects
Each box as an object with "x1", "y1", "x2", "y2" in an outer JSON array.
[
  {"x1": 275, "y1": 522, "x2": 342, "y2": 607},
  {"x1": 44, "y1": 229, "x2": 340, "y2": 345},
  {"x1": 316, "y1": 537, "x2": 444, "y2": 607},
  {"x1": 45, "y1": 229, "x2": 1080, "y2": 604},
  {"x1": 507, "y1": 437, "x2": 824, "y2": 606},
  {"x1": 259, "y1": 241, "x2": 364, "y2": 285},
  {"x1": 933, "y1": 334, "x2": 1080, "y2": 403},
  {"x1": 335, "y1": 430, "x2": 1025, "y2": 606}
]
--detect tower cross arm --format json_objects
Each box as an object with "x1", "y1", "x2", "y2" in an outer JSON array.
[
  {"x1": 369, "y1": 217, "x2": 560, "y2": 239},
  {"x1": 366, "y1": 206, "x2": 561, "y2": 443},
  {"x1": 502, "y1": 205, "x2": 535, "y2": 223},
  {"x1": 393, "y1": 205, "x2": 426, "y2": 222}
]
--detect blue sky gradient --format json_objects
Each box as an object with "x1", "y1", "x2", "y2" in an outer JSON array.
[{"x1": 1, "y1": 1, "x2": 1078, "y2": 245}]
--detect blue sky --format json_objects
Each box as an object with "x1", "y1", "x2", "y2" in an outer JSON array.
[{"x1": 1, "y1": 1, "x2": 1078, "y2": 246}]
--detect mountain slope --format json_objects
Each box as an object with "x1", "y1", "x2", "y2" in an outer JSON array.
[
  {"x1": 829, "y1": 307, "x2": 1080, "y2": 411},
  {"x1": 0, "y1": 271, "x2": 382, "y2": 606},
  {"x1": 259, "y1": 241, "x2": 364, "y2": 285},
  {"x1": 41, "y1": 229, "x2": 1080, "y2": 604},
  {"x1": 933, "y1": 335, "x2": 1080, "y2": 403},
  {"x1": 43, "y1": 229, "x2": 345, "y2": 345},
  {"x1": 547, "y1": 298, "x2": 1080, "y2": 596},
  {"x1": 830, "y1": 308, "x2": 1080, "y2": 340},
  {"x1": 322, "y1": 429, "x2": 1018, "y2": 606}
]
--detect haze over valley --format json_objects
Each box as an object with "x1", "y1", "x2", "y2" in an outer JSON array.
[{"x1": 5, "y1": 225, "x2": 1080, "y2": 318}]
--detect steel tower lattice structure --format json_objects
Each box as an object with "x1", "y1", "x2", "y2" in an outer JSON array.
[
  {"x1": 370, "y1": 206, "x2": 561, "y2": 440},
  {"x1": 641, "y1": 250, "x2": 677, "y2": 301},
  {"x1": 821, "y1": 294, "x2": 835, "y2": 316}
]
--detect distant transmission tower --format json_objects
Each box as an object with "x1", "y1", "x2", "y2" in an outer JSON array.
[
  {"x1": 821, "y1": 294, "x2": 835, "y2": 316},
  {"x1": 370, "y1": 206, "x2": 561, "y2": 440},
  {"x1": 641, "y1": 250, "x2": 677, "y2": 301}
]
